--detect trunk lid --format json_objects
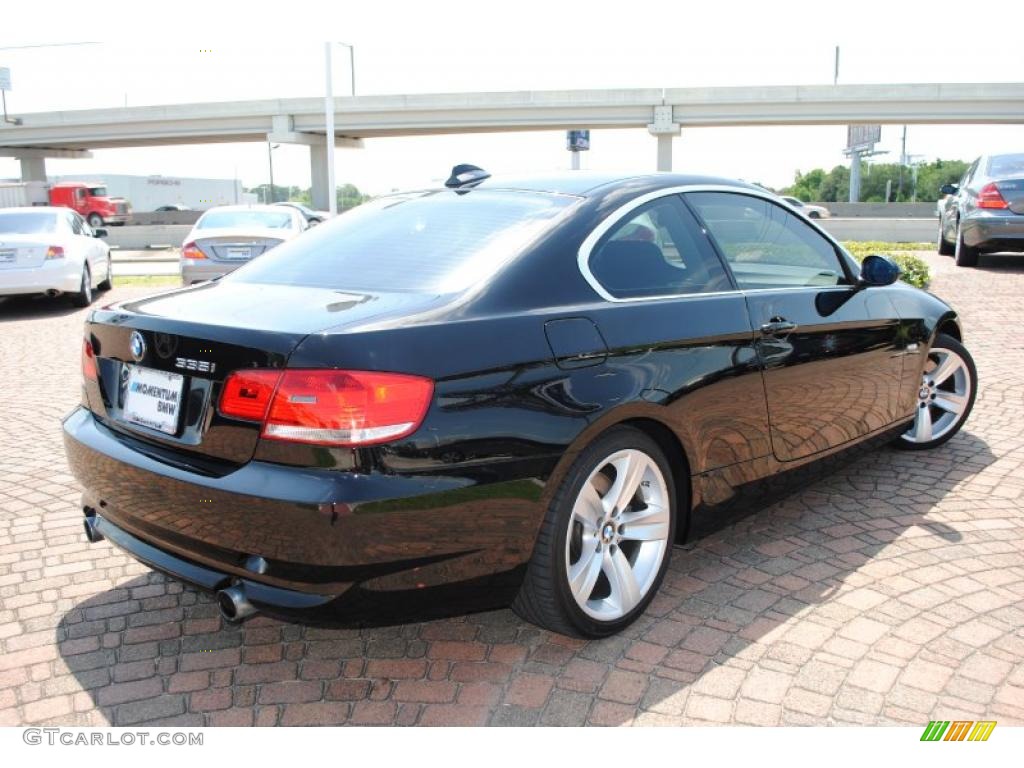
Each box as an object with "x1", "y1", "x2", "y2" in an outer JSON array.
[
  {"x1": 84, "y1": 280, "x2": 446, "y2": 467},
  {"x1": 0, "y1": 235, "x2": 54, "y2": 269},
  {"x1": 189, "y1": 227, "x2": 290, "y2": 263}
]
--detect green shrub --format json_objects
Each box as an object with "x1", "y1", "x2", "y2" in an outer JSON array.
[{"x1": 840, "y1": 241, "x2": 931, "y2": 289}]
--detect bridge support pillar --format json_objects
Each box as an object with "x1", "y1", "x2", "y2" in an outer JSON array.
[
  {"x1": 20, "y1": 156, "x2": 46, "y2": 182},
  {"x1": 309, "y1": 143, "x2": 330, "y2": 211},
  {"x1": 648, "y1": 105, "x2": 681, "y2": 172}
]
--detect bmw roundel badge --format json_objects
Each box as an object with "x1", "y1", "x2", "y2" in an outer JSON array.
[{"x1": 129, "y1": 330, "x2": 146, "y2": 362}]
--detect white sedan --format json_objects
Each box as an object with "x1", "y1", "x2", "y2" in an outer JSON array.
[
  {"x1": 781, "y1": 196, "x2": 831, "y2": 219},
  {"x1": 0, "y1": 207, "x2": 112, "y2": 306},
  {"x1": 180, "y1": 205, "x2": 308, "y2": 285}
]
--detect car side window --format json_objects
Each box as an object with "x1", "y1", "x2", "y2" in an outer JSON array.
[
  {"x1": 587, "y1": 196, "x2": 731, "y2": 299},
  {"x1": 66, "y1": 212, "x2": 82, "y2": 235},
  {"x1": 686, "y1": 192, "x2": 849, "y2": 290},
  {"x1": 962, "y1": 159, "x2": 979, "y2": 187}
]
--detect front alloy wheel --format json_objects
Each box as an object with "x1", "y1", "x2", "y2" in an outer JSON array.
[
  {"x1": 895, "y1": 333, "x2": 977, "y2": 450},
  {"x1": 513, "y1": 426, "x2": 677, "y2": 637}
]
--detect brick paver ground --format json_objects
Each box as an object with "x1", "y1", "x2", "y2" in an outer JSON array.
[{"x1": 1, "y1": 251, "x2": 1022, "y2": 727}]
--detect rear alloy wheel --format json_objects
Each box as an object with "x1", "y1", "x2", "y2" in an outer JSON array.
[
  {"x1": 97, "y1": 256, "x2": 113, "y2": 291},
  {"x1": 894, "y1": 333, "x2": 977, "y2": 451},
  {"x1": 70, "y1": 265, "x2": 93, "y2": 307},
  {"x1": 954, "y1": 220, "x2": 979, "y2": 267},
  {"x1": 513, "y1": 427, "x2": 676, "y2": 637},
  {"x1": 937, "y1": 218, "x2": 954, "y2": 256}
]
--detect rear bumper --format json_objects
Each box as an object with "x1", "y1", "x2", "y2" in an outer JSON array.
[
  {"x1": 62, "y1": 406, "x2": 545, "y2": 618},
  {"x1": 0, "y1": 260, "x2": 82, "y2": 296},
  {"x1": 180, "y1": 258, "x2": 243, "y2": 285},
  {"x1": 961, "y1": 213, "x2": 1024, "y2": 251}
]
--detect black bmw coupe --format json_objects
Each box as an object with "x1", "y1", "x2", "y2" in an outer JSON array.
[{"x1": 63, "y1": 169, "x2": 977, "y2": 638}]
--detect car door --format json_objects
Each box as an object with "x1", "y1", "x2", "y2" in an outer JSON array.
[
  {"x1": 946, "y1": 158, "x2": 980, "y2": 240},
  {"x1": 685, "y1": 191, "x2": 905, "y2": 462}
]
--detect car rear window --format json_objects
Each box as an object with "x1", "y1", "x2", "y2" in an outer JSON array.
[
  {"x1": 0, "y1": 212, "x2": 58, "y2": 234},
  {"x1": 198, "y1": 210, "x2": 295, "y2": 229},
  {"x1": 988, "y1": 154, "x2": 1024, "y2": 177},
  {"x1": 230, "y1": 189, "x2": 575, "y2": 294}
]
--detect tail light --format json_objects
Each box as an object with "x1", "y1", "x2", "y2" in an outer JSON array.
[
  {"x1": 82, "y1": 339, "x2": 98, "y2": 382},
  {"x1": 219, "y1": 369, "x2": 433, "y2": 447},
  {"x1": 977, "y1": 183, "x2": 1009, "y2": 209},
  {"x1": 45, "y1": 246, "x2": 65, "y2": 260},
  {"x1": 182, "y1": 242, "x2": 207, "y2": 259}
]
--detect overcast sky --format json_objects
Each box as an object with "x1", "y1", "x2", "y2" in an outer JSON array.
[{"x1": 2, "y1": 2, "x2": 1022, "y2": 196}]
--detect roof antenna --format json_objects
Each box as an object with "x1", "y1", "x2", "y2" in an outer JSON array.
[{"x1": 445, "y1": 164, "x2": 491, "y2": 190}]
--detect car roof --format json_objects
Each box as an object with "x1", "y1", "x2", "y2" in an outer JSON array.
[
  {"x1": 435, "y1": 171, "x2": 763, "y2": 198},
  {"x1": 0, "y1": 206, "x2": 65, "y2": 214},
  {"x1": 200, "y1": 205, "x2": 294, "y2": 214}
]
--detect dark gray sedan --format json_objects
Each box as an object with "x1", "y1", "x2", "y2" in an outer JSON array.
[{"x1": 937, "y1": 152, "x2": 1024, "y2": 267}]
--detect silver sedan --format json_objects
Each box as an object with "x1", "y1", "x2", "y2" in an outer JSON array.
[{"x1": 180, "y1": 205, "x2": 308, "y2": 285}]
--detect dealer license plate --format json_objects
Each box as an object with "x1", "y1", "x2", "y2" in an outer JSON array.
[
  {"x1": 224, "y1": 246, "x2": 251, "y2": 260},
  {"x1": 0, "y1": 249, "x2": 15, "y2": 264},
  {"x1": 122, "y1": 365, "x2": 185, "y2": 435}
]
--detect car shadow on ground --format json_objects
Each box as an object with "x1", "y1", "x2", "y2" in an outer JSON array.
[
  {"x1": 0, "y1": 294, "x2": 86, "y2": 321},
  {"x1": 974, "y1": 254, "x2": 1024, "y2": 273},
  {"x1": 55, "y1": 429, "x2": 999, "y2": 726}
]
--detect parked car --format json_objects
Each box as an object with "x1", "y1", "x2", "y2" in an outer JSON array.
[
  {"x1": 273, "y1": 201, "x2": 329, "y2": 225},
  {"x1": 179, "y1": 204, "x2": 307, "y2": 284},
  {"x1": 64, "y1": 170, "x2": 976, "y2": 638},
  {"x1": 155, "y1": 204, "x2": 191, "y2": 212},
  {"x1": 781, "y1": 195, "x2": 831, "y2": 219},
  {"x1": 0, "y1": 207, "x2": 111, "y2": 306},
  {"x1": 937, "y1": 152, "x2": 1024, "y2": 266}
]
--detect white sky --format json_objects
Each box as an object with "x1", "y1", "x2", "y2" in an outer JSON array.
[{"x1": 2, "y1": 1, "x2": 1022, "y2": 196}]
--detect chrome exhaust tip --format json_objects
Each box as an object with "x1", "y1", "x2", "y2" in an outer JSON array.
[
  {"x1": 83, "y1": 515, "x2": 104, "y2": 543},
  {"x1": 216, "y1": 584, "x2": 256, "y2": 623}
]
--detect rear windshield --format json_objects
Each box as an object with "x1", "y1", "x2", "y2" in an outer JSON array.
[
  {"x1": 0, "y1": 212, "x2": 57, "y2": 234},
  {"x1": 988, "y1": 154, "x2": 1024, "y2": 177},
  {"x1": 230, "y1": 189, "x2": 575, "y2": 294},
  {"x1": 198, "y1": 210, "x2": 294, "y2": 229}
]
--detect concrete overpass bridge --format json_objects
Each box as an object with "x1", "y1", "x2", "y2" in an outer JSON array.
[{"x1": 2, "y1": 82, "x2": 1022, "y2": 209}]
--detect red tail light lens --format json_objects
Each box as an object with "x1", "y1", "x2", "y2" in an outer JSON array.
[
  {"x1": 219, "y1": 370, "x2": 282, "y2": 421},
  {"x1": 182, "y1": 242, "x2": 207, "y2": 259},
  {"x1": 45, "y1": 246, "x2": 65, "y2": 260},
  {"x1": 82, "y1": 339, "x2": 98, "y2": 382},
  {"x1": 977, "y1": 182, "x2": 1009, "y2": 209},
  {"x1": 219, "y1": 369, "x2": 433, "y2": 446}
]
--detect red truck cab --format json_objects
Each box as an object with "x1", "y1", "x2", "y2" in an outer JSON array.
[{"x1": 49, "y1": 182, "x2": 131, "y2": 227}]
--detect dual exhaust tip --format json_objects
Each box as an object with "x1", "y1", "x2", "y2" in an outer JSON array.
[{"x1": 83, "y1": 509, "x2": 257, "y2": 624}]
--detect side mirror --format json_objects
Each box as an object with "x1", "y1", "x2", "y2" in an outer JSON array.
[
  {"x1": 94, "y1": 228, "x2": 108, "y2": 238},
  {"x1": 859, "y1": 254, "x2": 900, "y2": 287},
  {"x1": 939, "y1": 183, "x2": 958, "y2": 196}
]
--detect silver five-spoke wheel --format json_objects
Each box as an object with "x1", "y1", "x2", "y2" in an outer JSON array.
[
  {"x1": 897, "y1": 334, "x2": 976, "y2": 450},
  {"x1": 565, "y1": 448, "x2": 670, "y2": 621}
]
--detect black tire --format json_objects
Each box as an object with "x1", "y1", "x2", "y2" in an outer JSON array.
[
  {"x1": 954, "y1": 220, "x2": 979, "y2": 267},
  {"x1": 892, "y1": 333, "x2": 977, "y2": 451},
  {"x1": 70, "y1": 265, "x2": 93, "y2": 308},
  {"x1": 97, "y1": 256, "x2": 113, "y2": 291},
  {"x1": 808, "y1": 211, "x2": 821, "y2": 219},
  {"x1": 512, "y1": 426, "x2": 679, "y2": 638},
  {"x1": 937, "y1": 219, "x2": 955, "y2": 256},
  {"x1": 87, "y1": 213, "x2": 104, "y2": 229}
]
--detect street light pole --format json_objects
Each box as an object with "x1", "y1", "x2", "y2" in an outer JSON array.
[
  {"x1": 324, "y1": 42, "x2": 337, "y2": 216},
  {"x1": 267, "y1": 141, "x2": 277, "y2": 203}
]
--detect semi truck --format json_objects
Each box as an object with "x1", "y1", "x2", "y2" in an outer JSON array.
[{"x1": 0, "y1": 180, "x2": 131, "y2": 226}]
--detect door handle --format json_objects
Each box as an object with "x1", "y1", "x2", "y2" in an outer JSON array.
[{"x1": 760, "y1": 318, "x2": 797, "y2": 336}]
